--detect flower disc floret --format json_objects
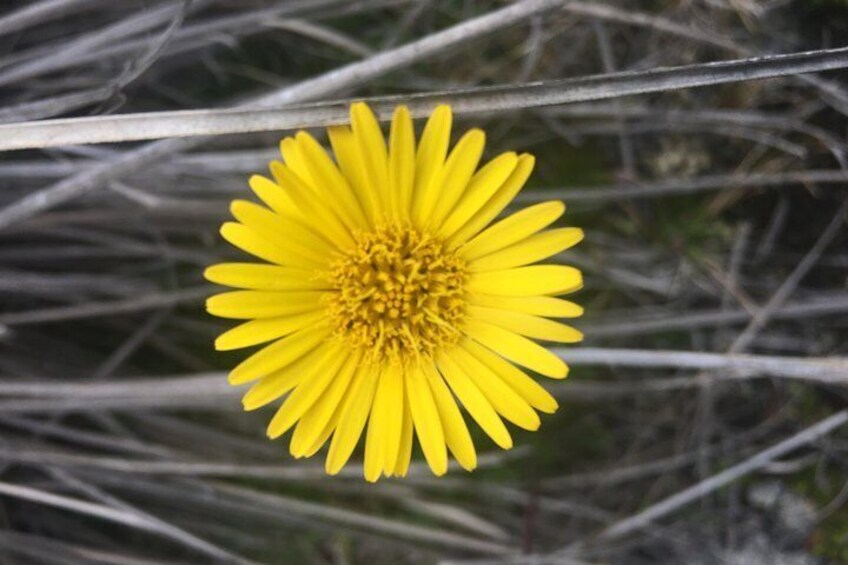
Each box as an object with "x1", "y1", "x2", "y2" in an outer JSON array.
[{"x1": 327, "y1": 225, "x2": 467, "y2": 364}]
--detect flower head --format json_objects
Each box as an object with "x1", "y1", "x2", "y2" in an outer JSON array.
[{"x1": 205, "y1": 102, "x2": 584, "y2": 481}]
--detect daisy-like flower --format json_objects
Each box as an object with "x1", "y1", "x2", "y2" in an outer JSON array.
[{"x1": 205, "y1": 102, "x2": 584, "y2": 481}]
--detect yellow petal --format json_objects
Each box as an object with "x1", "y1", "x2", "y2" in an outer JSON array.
[
  {"x1": 230, "y1": 199, "x2": 331, "y2": 264},
  {"x1": 280, "y1": 137, "x2": 314, "y2": 187},
  {"x1": 214, "y1": 311, "x2": 325, "y2": 351},
  {"x1": 351, "y1": 102, "x2": 390, "y2": 222},
  {"x1": 302, "y1": 407, "x2": 341, "y2": 458},
  {"x1": 412, "y1": 105, "x2": 451, "y2": 225},
  {"x1": 204, "y1": 263, "x2": 329, "y2": 291},
  {"x1": 328, "y1": 125, "x2": 376, "y2": 226},
  {"x1": 422, "y1": 363, "x2": 477, "y2": 471},
  {"x1": 461, "y1": 339, "x2": 558, "y2": 414},
  {"x1": 388, "y1": 105, "x2": 415, "y2": 221},
  {"x1": 280, "y1": 137, "x2": 317, "y2": 188},
  {"x1": 263, "y1": 167, "x2": 355, "y2": 250},
  {"x1": 240, "y1": 341, "x2": 332, "y2": 410},
  {"x1": 220, "y1": 222, "x2": 291, "y2": 267},
  {"x1": 420, "y1": 129, "x2": 486, "y2": 229},
  {"x1": 407, "y1": 364, "x2": 448, "y2": 476},
  {"x1": 469, "y1": 305, "x2": 583, "y2": 343},
  {"x1": 460, "y1": 201, "x2": 564, "y2": 261},
  {"x1": 290, "y1": 352, "x2": 360, "y2": 457},
  {"x1": 247, "y1": 174, "x2": 300, "y2": 220},
  {"x1": 468, "y1": 265, "x2": 582, "y2": 296},
  {"x1": 471, "y1": 294, "x2": 584, "y2": 318},
  {"x1": 468, "y1": 228, "x2": 584, "y2": 272},
  {"x1": 325, "y1": 365, "x2": 378, "y2": 475},
  {"x1": 228, "y1": 203, "x2": 320, "y2": 262},
  {"x1": 240, "y1": 368, "x2": 301, "y2": 412},
  {"x1": 464, "y1": 319, "x2": 568, "y2": 379},
  {"x1": 267, "y1": 343, "x2": 349, "y2": 439},
  {"x1": 295, "y1": 131, "x2": 369, "y2": 229},
  {"x1": 438, "y1": 152, "x2": 518, "y2": 239},
  {"x1": 451, "y1": 344, "x2": 540, "y2": 431},
  {"x1": 436, "y1": 351, "x2": 512, "y2": 449},
  {"x1": 447, "y1": 153, "x2": 535, "y2": 248},
  {"x1": 391, "y1": 398, "x2": 414, "y2": 477},
  {"x1": 205, "y1": 290, "x2": 324, "y2": 319},
  {"x1": 364, "y1": 392, "x2": 383, "y2": 482},
  {"x1": 228, "y1": 325, "x2": 330, "y2": 385},
  {"x1": 369, "y1": 366, "x2": 405, "y2": 476}
]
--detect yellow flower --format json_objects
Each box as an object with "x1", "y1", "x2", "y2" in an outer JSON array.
[{"x1": 205, "y1": 102, "x2": 584, "y2": 481}]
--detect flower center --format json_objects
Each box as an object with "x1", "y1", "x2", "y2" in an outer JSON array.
[{"x1": 327, "y1": 225, "x2": 467, "y2": 365}]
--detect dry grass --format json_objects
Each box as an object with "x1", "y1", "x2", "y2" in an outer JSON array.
[{"x1": 1, "y1": 1, "x2": 847, "y2": 563}]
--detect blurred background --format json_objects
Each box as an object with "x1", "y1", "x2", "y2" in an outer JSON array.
[{"x1": 1, "y1": 0, "x2": 848, "y2": 563}]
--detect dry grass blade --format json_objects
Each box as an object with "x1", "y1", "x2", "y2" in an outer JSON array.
[
  {"x1": 0, "y1": 287, "x2": 209, "y2": 326},
  {"x1": 0, "y1": 348, "x2": 843, "y2": 414},
  {"x1": 0, "y1": 480, "x2": 182, "y2": 538},
  {"x1": 212, "y1": 482, "x2": 514, "y2": 556},
  {"x1": 45, "y1": 467, "x2": 244, "y2": 562},
  {"x1": 556, "y1": 348, "x2": 848, "y2": 384},
  {"x1": 0, "y1": 373, "x2": 228, "y2": 399},
  {"x1": 585, "y1": 410, "x2": 848, "y2": 544},
  {"x1": 730, "y1": 200, "x2": 847, "y2": 352},
  {"x1": 0, "y1": 0, "x2": 101, "y2": 36},
  {"x1": 520, "y1": 169, "x2": 848, "y2": 202},
  {"x1": 585, "y1": 293, "x2": 848, "y2": 336},
  {"x1": 3, "y1": 47, "x2": 848, "y2": 150}
]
